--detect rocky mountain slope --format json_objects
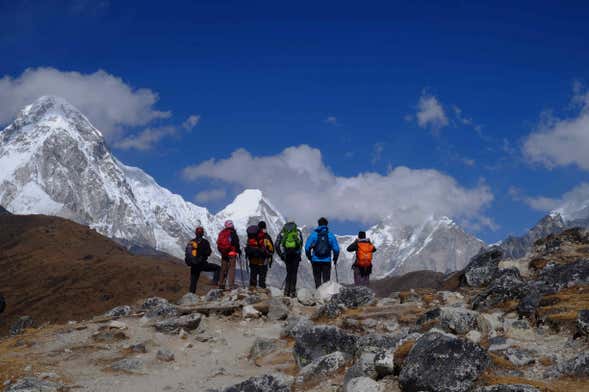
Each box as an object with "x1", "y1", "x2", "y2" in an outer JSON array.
[
  {"x1": 0, "y1": 212, "x2": 214, "y2": 336},
  {"x1": 2, "y1": 229, "x2": 588, "y2": 391},
  {"x1": 0, "y1": 96, "x2": 485, "y2": 285}
]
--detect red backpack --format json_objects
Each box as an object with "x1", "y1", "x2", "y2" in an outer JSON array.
[{"x1": 217, "y1": 228, "x2": 234, "y2": 255}]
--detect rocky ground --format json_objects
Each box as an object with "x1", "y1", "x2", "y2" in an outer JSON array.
[{"x1": 2, "y1": 228, "x2": 589, "y2": 391}]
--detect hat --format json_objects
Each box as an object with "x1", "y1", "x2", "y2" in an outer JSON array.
[
  {"x1": 195, "y1": 227, "x2": 205, "y2": 236},
  {"x1": 224, "y1": 220, "x2": 234, "y2": 229},
  {"x1": 358, "y1": 231, "x2": 366, "y2": 239},
  {"x1": 258, "y1": 221, "x2": 267, "y2": 230},
  {"x1": 318, "y1": 217, "x2": 328, "y2": 226}
]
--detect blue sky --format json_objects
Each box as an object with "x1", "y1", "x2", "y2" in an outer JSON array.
[{"x1": 1, "y1": 0, "x2": 589, "y2": 242}]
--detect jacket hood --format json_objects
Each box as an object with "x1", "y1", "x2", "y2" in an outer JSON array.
[{"x1": 314, "y1": 225, "x2": 329, "y2": 233}]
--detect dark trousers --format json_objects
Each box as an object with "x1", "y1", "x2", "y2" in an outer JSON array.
[
  {"x1": 284, "y1": 253, "x2": 300, "y2": 297},
  {"x1": 249, "y1": 264, "x2": 268, "y2": 288},
  {"x1": 190, "y1": 262, "x2": 221, "y2": 293},
  {"x1": 312, "y1": 262, "x2": 331, "y2": 289}
]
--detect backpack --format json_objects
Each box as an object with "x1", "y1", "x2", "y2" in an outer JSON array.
[
  {"x1": 217, "y1": 228, "x2": 233, "y2": 255},
  {"x1": 245, "y1": 225, "x2": 267, "y2": 261},
  {"x1": 185, "y1": 239, "x2": 201, "y2": 266},
  {"x1": 356, "y1": 241, "x2": 374, "y2": 268},
  {"x1": 313, "y1": 230, "x2": 331, "y2": 259},
  {"x1": 281, "y1": 222, "x2": 301, "y2": 252}
]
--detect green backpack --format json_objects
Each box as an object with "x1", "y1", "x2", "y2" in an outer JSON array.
[{"x1": 281, "y1": 222, "x2": 301, "y2": 251}]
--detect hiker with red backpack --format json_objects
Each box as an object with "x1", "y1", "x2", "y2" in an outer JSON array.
[
  {"x1": 346, "y1": 231, "x2": 376, "y2": 287},
  {"x1": 185, "y1": 226, "x2": 220, "y2": 293},
  {"x1": 305, "y1": 217, "x2": 340, "y2": 289},
  {"x1": 216, "y1": 220, "x2": 241, "y2": 290},
  {"x1": 276, "y1": 221, "x2": 304, "y2": 297},
  {"x1": 244, "y1": 222, "x2": 274, "y2": 289}
]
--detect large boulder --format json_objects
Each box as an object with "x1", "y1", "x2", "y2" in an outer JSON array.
[
  {"x1": 539, "y1": 259, "x2": 589, "y2": 289},
  {"x1": 296, "y1": 351, "x2": 347, "y2": 385},
  {"x1": 472, "y1": 269, "x2": 528, "y2": 310},
  {"x1": 374, "y1": 349, "x2": 395, "y2": 377},
  {"x1": 314, "y1": 286, "x2": 375, "y2": 319},
  {"x1": 154, "y1": 313, "x2": 202, "y2": 334},
  {"x1": 281, "y1": 315, "x2": 313, "y2": 339},
  {"x1": 293, "y1": 325, "x2": 358, "y2": 367},
  {"x1": 464, "y1": 248, "x2": 503, "y2": 287},
  {"x1": 399, "y1": 332, "x2": 490, "y2": 392},
  {"x1": 10, "y1": 316, "x2": 34, "y2": 336},
  {"x1": 267, "y1": 298, "x2": 289, "y2": 321},
  {"x1": 249, "y1": 337, "x2": 278, "y2": 360},
  {"x1": 297, "y1": 288, "x2": 317, "y2": 306},
  {"x1": 316, "y1": 281, "x2": 343, "y2": 302},
  {"x1": 222, "y1": 374, "x2": 294, "y2": 392},
  {"x1": 475, "y1": 385, "x2": 540, "y2": 392},
  {"x1": 177, "y1": 292, "x2": 200, "y2": 306},
  {"x1": 4, "y1": 377, "x2": 63, "y2": 392},
  {"x1": 141, "y1": 297, "x2": 179, "y2": 319}
]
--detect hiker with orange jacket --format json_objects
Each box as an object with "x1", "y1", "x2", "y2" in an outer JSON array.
[
  {"x1": 216, "y1": 220, "x2": 241, "y2": 289},
  {"x1": 346, "y1": 231, "x2": 376, "y2": 287}
]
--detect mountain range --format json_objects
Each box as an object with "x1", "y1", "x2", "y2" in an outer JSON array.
[{"x1": 5, "y1": 96, "x2": 580, "y2": 286}]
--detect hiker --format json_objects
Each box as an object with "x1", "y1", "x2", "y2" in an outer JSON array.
[
  {"x1": 276, "y1": 221, "x2": 304, "y2": 297},
  {"x1": 216, "y1": 220, "x2": 241, "y2": 289},
  {"x1": 185, "y1": 226, "x2": 220, "y2": 293},
  {"x1": 0, "y1": 293, "x2": 5, "y2": 314},
  {"x1": 346, "y1": 231, "x2": 376, "y2": 287},
  {"x1": 245, "y1": 222, "x2": 274, "y2": 289},
  {"x1": 305, "y1": 217, "x2": 340, "y2": 288}
]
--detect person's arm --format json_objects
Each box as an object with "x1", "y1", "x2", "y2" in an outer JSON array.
[
  {"x1": 275, "y1": 232, "x2": 285, "y2": 260},
  {"x1": 298, "y1": 230, "x2": 304, "y2": 251},
  {"x1": 330, "y1": 233, "x2": 340, "y2": 262},
  {"x1": 232, "y1": 231, "x2": 242, "y2": 254},
  {"x1": 184, "y1": 242, "x2": 193, "y2": 266},
  {"x1": 266, "y1": 233, "x2": 275, "y2": 255},
  {"x1": 304, "y1": 232, "x2": 315, "y2": 261},
  {"x1": 202, "y1": 239, "x2": 212, "y2": 258},
  {"x1": 346, "y1": 240, "x2": 358, "y2": 252}
]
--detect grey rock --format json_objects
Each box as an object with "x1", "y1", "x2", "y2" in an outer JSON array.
[
  {"x1": 374, "y1": 349, "x2": 395, "y2": 377},
  {"x1": 156, "y1": 348, "x2": 175, "y2": 362},
  {"x1": 222, "y1": 373, "x2": 294, "y2": 392},
  {"x1": 111, "y1": 358, "x2": 144, "y2": 372},
  {"x1": 205, "y1": 289, "x2": 224, "y2": 302},
  {"x1": 355, "y1": 333, "x2": 401, "y2": 354},
  {"x1": 249, "y1": 337, "x2": 277, "y2": 360},
  {"x1": 538, "y1": 259, "x2": 589, "y2": 289},
  {"x1": 297, "y1": 351, "x2": 347, "y2": 384},
  {"x1": 464, "y1": 247, "x2": 503, "y2": 287},
  {"x1": 344, "y1": 377, "x2": 383, "y2": 392},
  {"x1": 154, "y1": 313, "x2": 202, "y2": 334},
  {"x1": 332, "y1": 286, "x2": 376, "y2": 308},
  {"x1": 475, "y1": 385, "x2": 540, "y2": 392},
  {"x1": 177, "y1": 292, "x2": 200, "y2": 306},
  {"x1": 297, "y1": 288, "x2": 316, "y2": 306},
  {"x1": 10, "y1": 316, "x2": 34, "y2": 336},
  {"x1": 244, "y1": 294, "x2": 262, "y2": 305},
  {"x1": 281, "y1": 315, "x2": 313, "y2": 339},
  {"x1": 344, "y1": 352, "x2": 377, "y2": 384},
  {"x1": 4, "y1": 377, "x2": 62, "y2": 392},
  {"x1": 128, "y1": 343, "x2": 147, "y2": 353},
  {"x1": 505, "y1": 348, "x2": 535, "y2": 366},
  {"x1": 516, "y1": 290, "x2": 541, "y2": 320},
  {"x1": 472, "y1": 269, "x2": 528, "y2": 310},
  {"x1": 577, "y1": 309, "x2": 589, "y2": 336},
  {"x1": 267, "y1": 297, "x2": 289, "y2": 321},
  {"x1": 399, "y1": 332, "x2": 490, "y2": 392},
  {"x1": 313, "y1": 301, "x2": 346, "y2": 319},
  {"x1": 557, "y1": 352, "x2": 589, "y2": 377},
  {"x1": 104, "y1": 305, "x2": 133, "y2": 318},
  {"x1": 293, "y1": 325, "x2": 358, "y2": 367},
  {"x1": 142, "y1": 297, "x2": 179, "y2": 319},
  {"x1": 439, "y1": 307, "x2": 480, "y2": 335}
]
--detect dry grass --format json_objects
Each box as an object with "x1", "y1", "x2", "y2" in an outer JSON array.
[
  {"x1": 488, "y1": 352, "x2": 519, "y2": 370},
  {"x1": 537, "y1": 285, "x2": 589, "y2": 331},
  {"x1": 394, "y1": 339, "x2": 415, "y2": 368}
]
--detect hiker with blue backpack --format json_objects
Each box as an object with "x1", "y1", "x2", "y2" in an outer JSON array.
[
  {"x1": 276, "y1": 221, "x2": 304, "y2": 297},
  {"x1": 305, "y1": 217, "x2": 340, "y2": 289}
]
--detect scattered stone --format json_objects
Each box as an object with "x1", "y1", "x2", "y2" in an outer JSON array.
[
  {"x1": 466, "y1": 330, "x2": 482, "y2": 344},
  {"x1": 154, "y1": 313, "x2": 202, "y2": 334},
  {"x1": 293, "y1": 325, "x2": 358, "y2": 367},
  {"x1": 331, "y1": 286, "x2": 375, "y2": 308},
  {"x1": 10, "y1": 316, "x2": 34, "y2": 336},
  {"x1": 205, "y1": 289, "x2": 224, "y2": 302},
  {"x1": 313, "y1": 301, "x2": 346, "y2": 319},
  {"x1": 142, "y1": 297, "x2": 179, "y2": 319},
  {"x1": 472, "y1": 269, "x2": 528, "y2": 310},
  {"x1": 344, "y1": 377, "x2": 383, "y2": 392},
  {"x1": 267, "y1": 297, "x2": 289, "y2": 321},
  {"x1": 244, "y1": 294, "x2": 262, "y2": 305},
  {"x1": 538, "y1": 259, "x2": 589, "y2": 289},
  {"x1": 374, "y1": 349, "x2": 395, "y2": 377},
  {"x1": 111, "y1": 358, "x2": 144, "y2": 372},
  {"x1": 399, "y1": 290, "x2": 421, "y2": 304},
  {"x1": 440, "y1": 291, "x2": 465, "y2": 307},
  {"x1": 297, "y1": 288, "x2": 316, "y2": 306},
  {"x1": 281, "y1": 315, "x2": 313, "y2": 339},
  {"x1": 381, "y1": 319, "x2": 400, "y2": 333},
  {"x1": 355, "y1": 333, "x2": 400, "y2": 354},
  {"x1": 4, "y1": 376, "x2": 62, "y2": 392},
  {"x1": 92, "y1": 327, "x2": 128, "y2": 343},
  {"x1": 177, "y1": 292, "x2": 200, "y2": 306},
  {"x1": 557, "y1": 352, "x2": 589, "y2": 377},
  {"x1": 296, "y1": 351, "x2": 347, "y2": 385},
  {"x1": 344, "y1": 352, "x2": 377, "y2": 383},
  {"x1": 249, "y1": 337, "x2": 277, "y2": 360},
  {"x1": 242, "y1": 305, "x2": 261, "y2": 319},
  {"x1": 107, "y1": 320, "x2": 128, "y2": 329},
  {"x1": 475, "y1": 385, "x2": 540, "y2": 392},
  {"x1": 440, "y1": 307, "x2": 480, "y2": 334},
  {"x1": 399, "y1": 332, "x2": 489, "y2": 392},
  {"x1": 222, "y1": 373, "x2": 294, "y2": 392},
  {"x1": 128, "y1": 343, "x2": 147, "y2": 353},
  {"x1": 156, "y1": 349, "x2": 175, "y2": 362},
  {"x1": 316, "y1": 281, "x2": 343, "y2": 302},
  {"x1": 104, "y1": 305, "x2": 133, "y2": 318},
  {"x1": 464, "y1": 247, "x2": 503, "y2": 287},
  {"x1": 268, "y1": 286, "x2": 282, "y2": 297},
  {"x1": 488, "y1": 336, "x2": 513, "y2": 351},
  {"x1": 576, "y1": 309, "x2": 589, "y2": 336},
  {"x1": 516, "y1": 290, "x2": 541, "y2": 320},
  {"x1": 505, "y1": 348, "x2": 535, "y2": 366}
]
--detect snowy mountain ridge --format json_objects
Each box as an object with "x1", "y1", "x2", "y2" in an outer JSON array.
[{"x1": 0, "y1": 96, "x2": 485, "y2": 284}]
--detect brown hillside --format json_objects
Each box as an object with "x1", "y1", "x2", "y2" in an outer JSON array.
[
  {"x1": 0, "y1": 213, "x2": 212, "y2": 335},
  {"x1": 369, "y1": 270, "x2": 445, "y2": 297}
]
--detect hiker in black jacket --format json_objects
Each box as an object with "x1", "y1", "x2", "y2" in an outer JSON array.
[{"x1": 185, "y1": 226, "x2": 220, "y2": 293}]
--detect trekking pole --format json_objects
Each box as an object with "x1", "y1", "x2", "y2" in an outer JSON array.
[
  {"x1": 334, "y1": 262, "x2": 340, "y2": 283},
  {"x1": 239, "y1": 255, "x2": 245, "y2": 288}
]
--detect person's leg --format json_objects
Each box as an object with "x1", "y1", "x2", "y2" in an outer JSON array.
[
  {"x1": 290, "y1": 257, "x2": 300, "y2": 297},
  {"x1": 227, "y1": 256, "x2": 236, "y2": 288},
  {"x1": 322, "y1": 262, "x2": 331, "y2": 285},
  {"x1": 353, "y1": 266, "x2": 360, "y2": 286},
  {"x1": 202, "y1": 262, "x2": 221, "y2": 285},
  {"x1": 250, "y1": 264, "x2": 258, "y2": 288},
  {"x1": 259, "y1": 265, "x2": 268, "y2": 289},
  {"x1": 219, "y1": 257, "x2": 228, "y2": 289},
  {"x1": 311, "y1": 262, "x2": 322, "y2": 289},
  {"x1": 190, "y1": 266, "x2": 201, "y2": 293}
]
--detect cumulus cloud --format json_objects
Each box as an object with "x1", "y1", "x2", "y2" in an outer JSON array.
[
  {"x1": 182, "y1": 145, "x2": 494, "y2": 229},
  {"x1": 509, "y1": 186, "x2": 560, "y2": 212},
  {"x1": 0, "y1": 67, "x2": 170, "y2": 139},
  {"x1": 194, "y1": 188, "x2": 227, "y2": 203},
  {"x1": 114, "y1": 126, "x2": 176, "y2": 151},
  {"x1": 523, "y1": 88, "x2": 589, "y2": 170},
  {"x1": 182, "y1": 114, "x2": 201, "y2": 130},
  {"x1": 416, "y1": 92, "x2": 448, "y2": 132}
]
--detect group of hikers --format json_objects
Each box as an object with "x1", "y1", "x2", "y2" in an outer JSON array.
[{"x1": 184, "y1": 217, "x2": 376, "y2": 297}]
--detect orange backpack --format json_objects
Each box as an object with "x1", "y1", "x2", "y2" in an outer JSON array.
[{"x1": 356, "y1": 241, "x2": 374, "y2": 268}]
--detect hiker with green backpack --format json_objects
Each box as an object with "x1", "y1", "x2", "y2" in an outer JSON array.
[{"x1": 276, "y1": 221, "x2": 304, "y2": 297}]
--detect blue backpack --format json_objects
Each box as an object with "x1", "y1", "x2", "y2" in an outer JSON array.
[{"x1": 314, "y1": 231, "x2": 331, "y2": 258}]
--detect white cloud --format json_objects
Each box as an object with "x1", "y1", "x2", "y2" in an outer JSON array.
[
  {"x1": 182, "y1": 114, "x2": 200, "y2": 130},
  {"x1": 325, "y1": 116, "x2": 338, "y2": 125},
  {"x1": 416, "y1": 92, "x2": 448, "y2": 132},
  {"x1": 194, "y1": 188, "x2": 227, "y2": 203},
  {"x1": 523, "y1": 87, "x2": 589, "y2": 170},
  {"x1": 114, "y1": 126, "x2": 176, "y2": 151},
  {"x1": 182, "y1": 145, "x2": 494, "y2": 229},
  {"x1": 0, "y1": 67, "x2": 170, "y2": 139}
]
